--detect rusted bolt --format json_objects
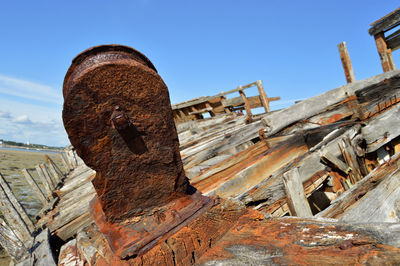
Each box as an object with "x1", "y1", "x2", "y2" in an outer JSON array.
[{"x1": 110, "y1": 106, "x2": 131, "y2": 130}]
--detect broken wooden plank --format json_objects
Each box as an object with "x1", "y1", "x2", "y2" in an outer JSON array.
[
  {"x1": 59, "y1": 151, "x2": 72, "y2": 172},
  {"x1": 338, "y1": 136, "x2": 362, "y2": 183},
  {"x1": 40, "y1": 163, "x2": 56, "y2": 189},
  {"x1": 55, "y1": 212, "x2": 93, "y2": 241},
  {"x1": 0, "y1": 218, "x2": 29, "y2": 262},
  {"x1": 362, "y1": 102, "x2": 400, "y2": 152},
  {"x1": 339, "y1": 163, "x2": 400, "y2": 222},
  {"x1": 35, "y1": 164, "x2": 54, "y2": 198},
  {"x1": 0, "y1": 175, "x2": 33, "y2": 245},
  {"x1": 58, "y1": 238, "x2": 85, "y2": 265},
  {"x1": 0, "y1": 173, "x2": 35, "y2": 234},
  {"x1": 282, "y1": 168, "x2": 312, "y2": 217},
  {"x1": 256, "y1": 80, "x2": 270, "y2": 112},
  {"x1": 45, "y1": 155, "x2": 63, "y2": 183},
  {"x1": 369, "y1": 7, "x2": 400, "y2": 36},
  {"x1": 262, "y1": 70, "x2": 400, "y2": 136},
  {"x1": 21, "y1": 168, "x2": 48, "y2": 204},
  {"x1": 317, "y1": 152, "x2": 400, "y2": 219}
]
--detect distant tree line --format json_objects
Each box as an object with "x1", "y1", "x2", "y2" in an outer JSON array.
[{"x1": 0, "y1": 139, "x2": 64, "y2": 150}]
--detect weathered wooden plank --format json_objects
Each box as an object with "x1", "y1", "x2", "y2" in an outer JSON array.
[
  {"x1": 387, "y1": 32, "x2": 400, "y2": 51},
  {"x1": 369, "y1": 7, "x2": 400, "y2": 35},
  {"x1": 47, "y1": 193, "x2": 94, "y2": 232},
  {"x1": 35, "y1": 165, "x2": 53, "y2": 198},
  {"x1": 45, "y1": 155, "x2": 64, "y2": 183},
  {"x1": 362, "y1": 102, "x2": 400, "y2": 152},
  {"x1": 29, "y1": 228, "x2": 56, "y2": 266},
  {"x1": 58, "y1": 239, "x2": 85, "y2": 265},
  {"x1": 40, "y1": 163, "x2": 56, "y2": 189},
  {"x1": 0, "y1": 177, "x2": 33, "y2": 245},
  {"x1": 57, "y1": 168, "x2": 95, "y2": 196},
  {"x1": 256, "y1": 80, "x2": 270, "y2": 112},
  {"x1": 0, "y1": 218, "x2": 29, "y2": 262},
  {"x1": 0, "y1": 173, "x2": 35, "y2": 234},
  {"x1": 56, "y1": 212, "x2": 93, "y2": 241},
  {"x1": 21, "y1": 168, "x2": 48, "y2": 204},
  {"x1": 338, "y1": 41, "x2": 356, "y2": 83},
  {"x1": 262, "y1": 70, "x2": 400, "y2": 136},
  {"x1": 59, "y1": 151, "x2": 72, "y2": 172},
  {"x1": 338, "y1": 136, "x2": 362, "y2": 182},
  {"x1": 339, "y1": 163, "x2": 400, "y2": 223},
  {"x1": 282, "y1": 168, "x2": 312, "y2": 217},
  {"x1": 317, "y1": 152, "x2": 400, "y2": 219},
  {"x1": 238, "y1": 89, "x2": 253, "y2": 121}
]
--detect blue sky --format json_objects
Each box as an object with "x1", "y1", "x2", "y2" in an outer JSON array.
[{"x1": 0, "y1": 1, "x2": 399, "y2": 146}]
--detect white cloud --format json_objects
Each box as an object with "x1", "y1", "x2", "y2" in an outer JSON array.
[
  {"x1": 0, "y1": 74, "x2": 62, "y2": 104},
  {"x1": 13, "y1": 115, "x2": 32, "y2": 124}
]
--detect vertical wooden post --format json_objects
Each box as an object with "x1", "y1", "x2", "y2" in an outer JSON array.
[
  {"x1": 220, "y1": 96, "x2": 232, "y2": 114},
  {"x1": 374, "y1": 32, "x2": 396, "y2": 72},
  {"x1": 238, "y1": 87, "x2": 253, "y2": 121},
  {"x1": 256, "y1": 80, "x2": 270, "y2": 113},
  {"x1": 338, "y1": 42, "x2": 356, "y2": 83},
  {"x1": 21, "y1": 169, "x2": 48, "y2": 204},
  {"x1": 282, "y1": 168, "x2": 313, "y2": 217},
  {"x1": 338, "y1": 136, "x2": 362, "y2": 183},
  {"x1": 205, "y1": 102, "x2": 216, "y2": 117}
]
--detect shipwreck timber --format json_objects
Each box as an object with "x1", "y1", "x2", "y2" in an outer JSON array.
[{"x1": 1, "y1": 7, "x2": 400, "y2": 265}]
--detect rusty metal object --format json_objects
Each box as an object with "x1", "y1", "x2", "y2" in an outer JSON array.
[{"x1": 62, "y1": 44, "x2": 212, "y2": 258}]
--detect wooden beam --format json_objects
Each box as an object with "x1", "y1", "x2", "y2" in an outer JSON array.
[
  {"x1": 282, "y1": 168, "x2": 313, "y2": 217},
  {"x1": 0, "y1": 218, "x2": 29, "y2": 262},
  {"x1": 0, "y1": 173, "x2": 35, "y2": 234},
  {"x1": 238, "y1": 88, "x2": 253, "y2": 122},
  {"x1": 59, "y1": 152, "x2": 71, "y2": 172},
  {"x1": 369, "y1": 8, "x2": 400, "y2": 36},
  {"x1": 374, "y1": 32, "x2": 396, "y2": 72},
  {"x1": 387, "y1": 33, "x2": 400, "y2": 52},
  {"x1": 338, "y1": 136, "x2": 362, "y2": 183},
  {"x1": 35, "y1": 164, "x2": 53, "y2": 198},
  {"x1": 41, "y1": 164, "x2": 56, "y2": 189},
  {"x1": 21, "y1": 169, "x2": 48, "y2": 204},
  {"x1": 0, "y1": 174, "x2": 34, "y2": 245},
  {"x1": 338, "y1": 42, "x2": 356, "y2": 83},
  {"x1": 256, "y1": 80, "x2": 270, "y2": 112}
]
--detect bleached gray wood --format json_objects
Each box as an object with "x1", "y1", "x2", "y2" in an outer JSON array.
[
  {"x1": 47, "y1": 192, "x2": 95, "y2": 232},
  {"x1": 40, "y1": 164, "x2": 56, "y2": 189},
  {"x1": 362, "y1": 103, "x2": 400, "y2": 152},
  {"x1": 0, "y1": 176, "x2": 33, "y2": 245},
  {"x1": 369, "y1": 7, "x2": 400, "y2": 35},
  {"x1": 320, "y1": 150, "x2": 350, "y2": 174},
  {"x1": 0, "y1": 218, "x2": 28, "y2": 262},
  {"x1": 35, "y1": 165, "x2": 53, "y2": 198},
  {"x1": 56, "y1": 212, "x2": 93, "y2": 241},
  {"x1": 317, "y1": 152, "x2": 400, "y2": 219},
  {"x1": 338, "y1": 136, "x2": 362, "y2": 182},
  {"x1": 282, "y1": 168, "x2": 313, "y2": 217},
  {"x1": 21, "y1": 169, "x2": 48, "y2": 205},
  {"x1": 340, "y1": 166, "x2": 400, "y2": 223},
  {"x1": 29, "y1": 228, "x2": 56, "y2": 266},
  {"x1": 45, "y1": 156, "x2": 63, "y2": 183},
  {"x1": 262, "y1": 70, "x2": 400, "y2": 137},
  {"x1": 0, "y1": 173, "x2": 35, "y2": 234},
  {"x1": 59, "y1": 152, "x2": 72, "y2": 172}
]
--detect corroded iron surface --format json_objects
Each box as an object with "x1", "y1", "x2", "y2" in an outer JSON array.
[{"x1": 63, "y1": 45, "x2": 190, "y2": 223}]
